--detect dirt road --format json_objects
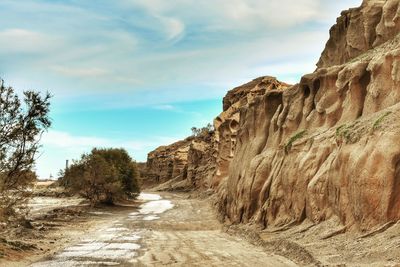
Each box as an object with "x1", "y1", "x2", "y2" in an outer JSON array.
[{"x1": 30, "y1": 192, "x2": 297, "y2": 266}]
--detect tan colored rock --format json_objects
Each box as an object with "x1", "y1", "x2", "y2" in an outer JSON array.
[
  {"x1": 222, "y1": 76, "x2": 290, "y2": 111},
  {"x1": 146, "y1": 0, "x2": 400, "y2": 231},
  {"x1": 145, "y1": 132, "x2": 216, "y2": 189},
  {"x1": 318, "y1": 0, "x2": 400, "y2": 68},
  {"x1": 213, "y1": 77, "x2": 290, "y2": 187},
  {"x1": 186, "y1": 133, "x2": 216, "y2": 189},
  {"x1": 145, "y1": 77, "x2": 289, "y2": 190},
  {"x1": 146, "y1": 138, "x2": 192, "y2": 183},
  {"x1": 217, "y1": 0, "x2": 400, "y2": 230}
]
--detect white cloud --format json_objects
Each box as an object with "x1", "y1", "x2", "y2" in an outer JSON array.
[
  {"x1": 51, "y1": 66, "x2": 110, "y2": 78},
  {"x1": 130, "y1": 0, "x2": 320, "y2": 31},
  {"x1": 127, "y1": 0, "x2": 186, "y2": 41},
  {"x1": 36, "y1": 130, "x2": 181, "y2": 178},
  {"x1": 42, "y1": 130, "x2": 110, "y2": 149},
  {"x1": 0, "y1": 28, "x2": 63, "y2": 53},
  {"x1": 161, "y1": 16, "x2": 185, "y2": 40},
  {"x1": 42, "y1": 130, "x2": 177, "y2": 152},
  {"x1": 213, "y1": 0, "x2": 320, "y2": 28},
  {"x1": 152, "y1": 104, "x2": 177, "y2": 111}
]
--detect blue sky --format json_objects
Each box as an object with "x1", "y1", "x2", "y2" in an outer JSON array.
[{"x1": 0, "y1": 0, "x2": 361, "y2": 178}]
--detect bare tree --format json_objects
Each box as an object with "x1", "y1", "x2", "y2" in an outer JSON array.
[{"x1": 0, "y1": 79, "x2": 51, "y2": 222}]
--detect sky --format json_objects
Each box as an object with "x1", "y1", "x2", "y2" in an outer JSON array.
[{"x1": 0, "y1": 0, "x2": 362, "y2": 178}]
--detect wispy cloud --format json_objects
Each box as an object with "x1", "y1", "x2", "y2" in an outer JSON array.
[
  {"x1": 160, "y1": 16, "x2": 185, "y2": 41},
  {"x1": 1, "y1": 0, "x2": 363, "y2": 178},
  {"x1": 0, "y1": 0, "x2": 362, "y2": 103},
  {"x1": 152, "y1": 104, "x2": 177, "y2": 111},
  {"x1": 130, "y1": 0, "x2": 321, "y2": 30},
  {"x1": 42, "y1": 130, "x2": 178, "y2": 152},
  {"x1": 51, "y1": 66, "x2": 110, "y2": 78},
  {"x1": 36, "y1": 130, "x2": 181, "y2": 177},
  {"x1": 42, "y1": 130, "x2": 111, "y2": 149},
  {"x1": 0, "y1": 28, "x2": 63, "y2": 54}
]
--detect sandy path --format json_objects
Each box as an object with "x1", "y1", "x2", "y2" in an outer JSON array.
[{"x1": 30, "y1": 192, "x2": 297, "y2": 267}]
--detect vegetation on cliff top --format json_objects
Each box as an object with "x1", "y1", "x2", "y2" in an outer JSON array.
[{"x1": 191, "y1": 123, "x2": 214, "y2": 137}]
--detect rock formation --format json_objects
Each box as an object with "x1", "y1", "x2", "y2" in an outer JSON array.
[
  {"x1": 186, "y1": 132, "x2": 216, "y2": 189},
  {"x1": 213, "y1": 77, "x2": 290, "y2": 188},
  {"x1": 144, "y1": 76, "x2": 289, "y2": 190},
  {"x1": 146, "y1": 138, "x2": 192, "y2": 183},
  {"x1": 145, "y1": 0, "x2": 400, "y2": 231}
]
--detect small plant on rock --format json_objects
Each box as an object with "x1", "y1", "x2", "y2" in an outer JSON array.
[
  {"x1": 372, "y1": 111, "x2": 392, "y2": 131},
  {"x1": 191, "y1": 123, "x2": 214, "y2": 137},
  {"x1": 336, "y1": 123, "x2": 359, "y2": 143},
  {"x1": 284, "y1": 130, "x2": 307, "y2": 153}
]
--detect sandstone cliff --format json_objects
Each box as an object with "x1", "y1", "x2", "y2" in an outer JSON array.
[
  {"x1": 217, "y1": 0, "x2": 400, "y2": 231},
  {"x1": 146, "y1": 138, "x2": 193, "y2": 183},
  {"x1": 213, "y1": 77, "x2": 290, "y2": 188},
  {"x1": 144, "y1": 132, "x2": 216, "y2": 190},
  {"x1": 145, "y1": 76, "x2": 289, "y2": 190},
  {"x1": 145, "y1": 0, "x2": 400, "y2": 231}
]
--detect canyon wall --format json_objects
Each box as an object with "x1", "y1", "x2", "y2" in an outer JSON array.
[
  {"x1": 186, "y1": 132, "x2": 216, "y2": 189},
  {"x1": 213, "y1": 77, "x2": 290, "y2": 188},
  {"x1": 145, "y1": 0, "x2": 400, "y2": 231},
  {"x1": 144, "y1": 77, "x2": 289, "y2": 189},
  {"x1": 146, "y1": 138, "x2": 193, "y2": 183},
  {"x1": 144, "y1": 133, "x2": 216, "y2": 189}
]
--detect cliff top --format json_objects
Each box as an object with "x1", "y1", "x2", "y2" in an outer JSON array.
[{"x1": 222, "y1": 76, "x2": 291, "y2": 111}]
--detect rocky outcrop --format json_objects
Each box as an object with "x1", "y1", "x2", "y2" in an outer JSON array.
[
  {"x1": 222, "y1": 76, "x2": 290, "y2": 111},
  {"x1": 145, "y1": 77, "x2": 289, "y2": 189},
  {"x1": 217, "y1": 0, "x2": 400, "y2": 230},
  {"x1": 213, "y1": 77, "x2": 290, "y2": 187},
  {"x1": 318, "y1": 0, "x2": 400, "y2": 68},
  {"x1": 146, "y1": 138, "x2": 192, "y2": 183},
  {"x1": 146, "y1": 0, "x2": 400, "y2": 231},
  {"x1": 186, "y1": 132, "x2": 216, "y2": 189},
  {"x1": 145, "y1": 133, "x2": 216, "y2": 190}
]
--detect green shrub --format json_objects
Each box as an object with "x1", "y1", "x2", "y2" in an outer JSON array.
[{"x1": 60, "y1": 148, "x2": 140, "y2": 205}]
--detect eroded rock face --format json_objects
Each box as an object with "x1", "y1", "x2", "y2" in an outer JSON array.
[
  {"x1": 318, "y1": 0, "x2": 400, "y2": 68},
  {"x1": 217, "y1": 0, "x2": 400, "y2": 230},
  {"x1": 213, "y1": 77, "x2": 290, "y2": 187},
  {"x1": 186, "y1": 133, "x2": 216, "y2": 189},
  {"x1": 145, "y1": 133, "x2": 216, "y2": 189},
  {"x1": 222, "y1": 76, "x2": 290, "y2": 111},
  {"x1": 146, "y1": 0, "x2": 400, "y2": 230},
  {"x1": 145, "y1": 77, "x2": 289, "y2": 189},
  {"x1": 146, "y1": 139, "x2": 192, "y2": 183}
]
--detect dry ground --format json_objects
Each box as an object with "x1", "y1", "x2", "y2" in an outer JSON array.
[
  {"x1": 133, "y1": 193, "x2": 296, "y2": 266},
  {"x1": 24, "y1": 192, "x2": 296, "y2": 266},
  {"x1": 2, "y1": 191, "x2": 399, "y2": 266},
  {"x1": 0, "y1": 196, "x2": 142, "y2": 266},
  {"x1": 257, "y1": 218, "x2": 400, "y2": 267}
]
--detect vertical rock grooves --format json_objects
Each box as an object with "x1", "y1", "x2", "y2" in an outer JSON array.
[{"x1": 144, "y1": 0, "x2": 400, "y2": 231}]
